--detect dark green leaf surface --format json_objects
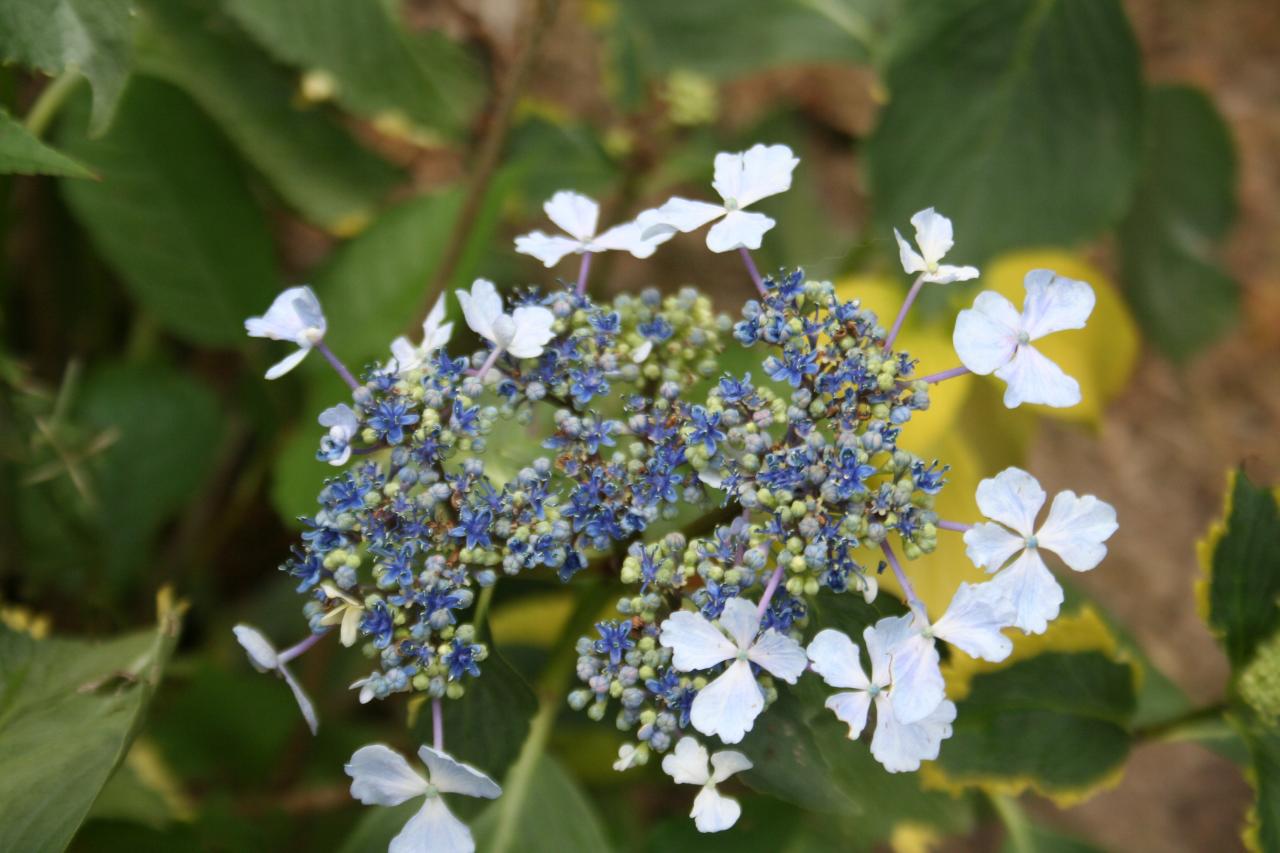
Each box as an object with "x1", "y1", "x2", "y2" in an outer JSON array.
[
  {"x1": 1237, "y1": 706, "x2": 1280, "y2": 853},
  {"x1": 58, "y1": 79, "x2": 278, "y2": 346},
  {"x1": 867, "y1": 0, "x2": 1142, "y2": 263},
  {"x1": 0, "y1": 604, "x2": 183, "y2": 853},
  {"x1": 1119, "y1": 85, "x2": 1240, "y2": 360},
  {"x1": 0, "y1": 0, "x2": 133, "y2": 134},
  {"x1": 471, "y1": 754, "x2": 615, "y2": 853},
  {"x1": 0, "y1": 107, "x2": 94, "y2": 178}
]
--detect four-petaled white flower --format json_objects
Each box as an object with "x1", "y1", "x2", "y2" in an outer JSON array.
[
  {"x1": 319, "y1": 581, "x2": 364, "y2": 646},
  {"x1": 456, "y1": 278, "x2": 556, "y2": 361},
  {"x1": 317, "y1": 403, "x2": 358, "y2": 466},
  {"x1": 893, "y1": 208, "x2": 980, "y2": 284},
  {"x1": 639, "y1": 144, "x2": 799, "y2": 253},
  {"x1": 345, "y1": 743, "x2": 501, "y2": 853},
  {"x1": 244, "y1": 286, "x2": 327, "y2": 379},
  {"x1": 390, "y1": 292, "x2": 453, "y2": 374},
  {"x1": 659, "y1": 596, "x2": 808, "y2": 744},
  {"x1": 232, "y1": 624, "x2": 318, "y2": 734},
  {"x1": 953, "y1": 269, "x2": 1095, "y2": 409},
  {"x1": 963, "y1": 467, "x2": 1118, "y2": 634},
  {"x1": 807, "y1": 622, "x2": 957, "y2": 773},
  {"x1": 515, "y1": 190, "x2": 673, "y2": 267},
  {"x1": 662, "y1": 736, "x2": 753, "y2": 833}
]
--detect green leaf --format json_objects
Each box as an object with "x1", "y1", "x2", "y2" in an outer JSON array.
[
  {"x1": 1236, "y1": 705, "x2": 1280, "y2": 853},
  {"x1": 0, "y1": 0, "x2": 133, "y2": 134},
  {"x1": 1199, "y1": 470, "x2": 1280, "y2": 670},
  {"x1": 1118, "y1": 85, "x2": 1240, "y2": 360},
  {"x1": 58, "y1": 78, "x2": 278, "y2": 346},
  {"x1": 0, "y1": 106, "x2": 94, "y2": 178},
  {"x1": 472, "y1": 754, "x2": 615, "y2": 853},
  {"x1": 135, "y1": 0, "x2": 400, "y2": 233},
  {"x1": 223, "y1": 0, "x2": 484, "y2": 139},
  {"x1": 866, "y1": 0, "x2": 1142, "y2": 264},
  {"x1": 932, "y1": 651, "x2": 1136, "y2": 799},
  {"x1": 999, "y1": 822, "x2": 1106, "y2": 853},
  {"x1": 0, "y1": 595, "x2": 185, "y2": 853}
]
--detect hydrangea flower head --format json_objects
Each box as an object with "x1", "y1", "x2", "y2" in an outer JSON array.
[
  {"x1": 244, "y1": 286, "x2": 327, "y2": 379},
  {"x1": 345, "y1": 744, "x2": 501, "y2": 853},
  {"x1": 953, "y1": 270, "x2": 1095, "y2": 408},
  {"x1": 963, "y1": 467, "x2": 1118, "y2": 633},
  {"x1": 662, "y1": 736, "x2": 752, "y2": 832},
  {"x1": 893, "y1": 208, "x2": 979, "y2": 284},
  {"x1": 514, "y1": 190, "x2": 672, "y2": 266},
  {"x1": 456, "y1": 278, "x2": 555, "y2": 360}
]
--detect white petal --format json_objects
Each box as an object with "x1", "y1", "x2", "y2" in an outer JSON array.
[
  {"x1": 543, "y1": 190, "x2": 599, "y2": 241},
  {"x1": 952, "y1": 291, "x2": 1020, "y2": 375},
  {"x1": 860, "y1": 623, "x2": 894, "y2": 689},
  {"x1": 319, "y1": 403, "x2": 358, "y2": 438},
  {"x1": 705, "y1": 210, "x2": 775, "y2": 253},
  {"x1": 390, "y1": 336, "x2": 418, "y2": 372},
  {"x1": 644, "y1": 197, "x2": 725, "y2": 234},
  {"x1": 963, "y1": 522, "x2": 1027, "y2": 573},
  {"x1": 1021, "y1": 269, "x2": 1095, "y2": 341},
  {"x1": 345, "y1": 744, "x2": 429, "y2": 806},
  {"x1": 689, "y1": 659, "x2": 764, "y2": 744},
  {"x1": 1035, "y1": 491, "x2": 1118, "y2": 572},
  {"x1": 456, "y1": 279, "x2": 503, "y2": 343},
  {"x1": 593, "y1": 220, "x2": 674, "y2": 258},
  {"x1": 806, "y1": 629, "x2": 871, "y2": 690},
  {"x1": 662, "y1": 736, "x2": 710, "y2": 785},
  {"x1": 613, "y1": 744, "x2": 642, "y2": 772},
  {"x1": 871, "y1": 696, "x2": 956, "y2": 773},
  {"x1": 709, "y1": 749, "x2": 752, "y2": 783},
  {"x1": 281, "y1": 664, "x2": 319, "y2": 735},
  {"x1": 390, "y1": 796, "x2": 473, "y2": 853},
  {"x1": 691, "y1": 785, "x2": 742, "y2": 833},
  {"x1": 717, "y1": 597, "x2": 762, "y2": 650},
  {"x1": 924, "y1": 263, "x2": 980, "y2": 284},
  {"x1": 712, "y1": 143, "x2": 799, "y2": 208},
  {"x1": 233, "y1": 625, "x2": 279, "y2": 670},
  {"x1": 660, "y1": 610, "x2": 738, "y2": 671},
  {"x1": 894, "y1": 228, "x2": 927, "y2": 276},
  {"x1": 632, "y1": 340, "x2": 653, "y2": 363},
  {"x1": 932, "y1": 582, "x2": 1015, "y2": 662},
  {"x1": 825, "y1": 691, "x2": 872, "y2": 740},
  {"x1": 514, "y1": 230, "x2": 583, "y2": 267},
  {"x1": 263, "y1": 346, "x2": 310, "y2": 380},
  {"x1": 350, "y1": 675, "x2": 377, "y2": 704},
  {"x1": 505, "y1": 305, "x2": 556, "y2": 359},
  {"x1": 418, "y1": 746, "x2": 501, "y2": 799},
  {"x1": 747, "y1": 630, "x2": 808, "y2": 683},
  {"x1": 988, "y1": 550, "x2": 1064, "y2": 634},
  {"x1": 882, "y1": 627, "x2": 944, "y2": 725},
  {"x1": 909, "y1": 208, "x2": 954, "y2": 268},
  {"x1": 994, "y1": 344, "x2": 1081, "y2": 408},
  {"x1": 245, "y1": 286, "x2": 325, "y2": 343},
  {"x1": 975, "y1": 467, "x2": 1045, "y2": 537},
  {"x1": 421, "y1": 293, "x2": 454, "y2": 352}
]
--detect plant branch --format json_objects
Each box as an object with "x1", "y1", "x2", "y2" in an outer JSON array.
[
  {"x1": 1133, "y1": 701, "x2": 1228, "y2": 743},
  {"x1": 24, "y1": 70, "x2": 82, "y2": 138}
]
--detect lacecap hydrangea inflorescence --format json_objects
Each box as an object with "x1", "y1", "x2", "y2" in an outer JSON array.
[{"x1": 238, "y1": 144, "x2": 1118, "y2": 851}]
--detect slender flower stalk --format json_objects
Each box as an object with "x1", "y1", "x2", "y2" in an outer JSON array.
[
  {"x1": 756, "y1": 564, "x2": 786, "y2": 616},
  {"x1": 937, "y1": 520, "x2": 972, "y2": 533},
  {"x1": 881, "y1": 542, "x2": 925, "y2": 616},
  {"x1": 576, "y1": 252, "x2": 593, "y2": 296},
  {"x1": 432, "y1": 697, "x2": 445, "y2": 751},
  {"x1": 883, "y1": 275, "x2": 925, "y2": 351},
  {"x1": 314, "y1": 340, "x2": 360, "y2": 391},
  {"x1": 739, "y1": 246, "x2": 766, "y2": 297},
  {"x1": 279, "y1": 630, "x2": 325, "y2": 663},
  {"x1": 917, "y1": 365, "x2": 970, "y2": 384}
]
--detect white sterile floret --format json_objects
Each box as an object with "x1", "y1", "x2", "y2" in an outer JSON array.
[
  {"x1": 640, "y1": 143, "x2": 799, "y2": 253},
  {"x1": 953, "y1": 269, "x2": 1096, "y2": 408},
  {"x1": 319, "y1": 581, "x2": 364, "y2": 646},
  {"x1": 929, "y1": 580, "x2": 1018, "y2": 662},
  {"x1": 350, "y1": 673, "x2": 378, "y2": 704},
  {"x1": 613, "y1": 742, "x2": 646, "y2": 772},
  {"x1": 514, "y1": 190, "x2": 673, "y2": 267},
  {"x1": 456, "y1": 278, "x2": 556, "y2": 360},
  {"x1": 232, "y1": 624, "x2": 318, "y2": 734},
  {"x1": 963, "y1": 467, "x2": 1119, "y2": 634},
  {"x1": 658, "y1": 597, "x2": 807, "y2": 743},
  {"x1": 345, "y1": 744, "x2": 501, "y2": 853},
  {"x1": 893, "y1": 208, "x2": 979, "y2": 284},
  {"x1": 244, "y1": 286, "x2": 327, "y2": 379},
  {"x1": 662, "y1": 736, "x2": 752, "y2": 833},
  {"x1": 317, "y1": 403, "x2": 358, "y2": 466},
  {"x1": 390, "y1": 292, "x2": 453, "y2": 374},
  {"x1": 806, "y1": 624, "x2": 956, "y2": 773}
]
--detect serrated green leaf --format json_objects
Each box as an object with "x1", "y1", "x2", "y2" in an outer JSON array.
[
  {"x1": 58, "y1": 79, "x2": 278, "y2": 346},
  {"x1": 223, "y1": 0, "x2": 484, "y2": 139},
  {"x1": 0, "y1": 106, "x2": 94, "y2": 178},
  {"x1": 0, "y1": 597, "x2": 184, "y2": 853},
  {"x1": 1236, "y1": 705, "x2": 1280, "y2": 853},
  {"x1": 1119, "y1": 85, "x2": 1240, "y2": 360},
  {"x1": 866, "y1": 0, "x2": 1142, "y2": 264},
  {"x1": 0, "y1": 0, "x2": 133, "y2": 134},
  {"x1": 135, "y1": 0, "x2": 400, "y2": 233}
]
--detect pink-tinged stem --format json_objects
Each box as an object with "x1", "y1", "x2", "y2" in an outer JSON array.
[
  {"x1": 757, "y1": 565, "x2": 786, "y2": 616},
  {"x1": 739, "y1": 246, "x2": 767, "y2": 297},
  {"x1": 917, "y1": 365, "x2": 971, "y2": 384},
  {"x1": 880, "y1": 541, "x2": 926, "y2": 618},
  {"x1": 278, "y1": 631, "x2": 324, "y2": 664},
  {"x1": 937, "y1": 520, "x2": 972, "y2": 533},
  {"x1": 575, "y1": 252, "x2": 593, "y2": 297},
  {"x1": 432, "y1": 697, "x2": 444, "y2": 751},
  {"x1": 475, "y1": 347, "x2": 503, "y2": 381},
  {"x1": 314, "y1": 340, "x2": 360, "y2": 391},
  {"x1": 883, "y1": 275, "x2": 925, "y2": 352}
]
